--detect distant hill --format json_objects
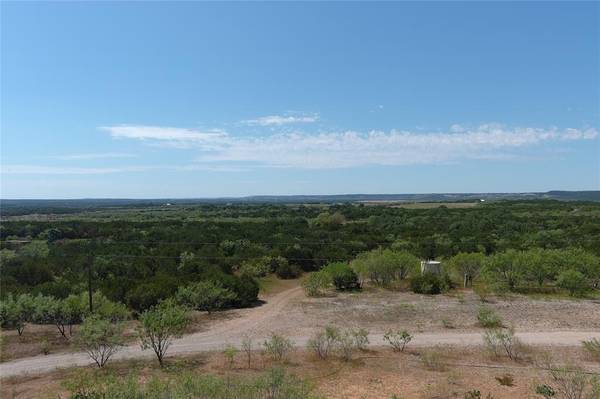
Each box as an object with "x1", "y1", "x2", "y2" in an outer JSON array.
[{"x1": 0, "y1": 191, "x2": 598, "y2": 216}]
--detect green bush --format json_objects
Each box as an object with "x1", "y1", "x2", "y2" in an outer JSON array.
[
  {"x1": 556, "y1": 269, "x2": 589, "y2": 297},
  {"x1": 383, "y1": 329, "x2": 412, "y2": 352},
  {"x1": 263, "y1": 333, "x2": 294, "y2": 362},
  {"x1": 410, "y1": 272, "x2": 450, "y2": 295},
  {"x1": 302, "y1": 272, "x2": 330, "y2": 297},
  {"x1": 176, "y1": 280, "x2": 237, "y2": 313},
  {"x1": 275, "y1": 262, "x2": 302, "y2": 279},
  {"x1": 477, "y1": 306, "x2": 503, "y2": 328},
  {"x1": 323, "y1": 262, "x2": 360, "y2": 291}
]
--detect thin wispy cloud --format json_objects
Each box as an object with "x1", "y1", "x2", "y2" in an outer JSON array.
[
  {"x1": 241, "y1": 114, "x2": 319, "y2": 126},
  {"x1": 101, "y1": 123, "x2": 598, "y2": 169},
  {"x1": 1, "y1": 164, "x2": 248, "y2": 175},
  {"x1": 1, "y1": 165, "x2": 151, "y2": 175},
  {"x1": 100, "y1": 125, "x2": 227, "y2": 147},
  {"x1": 48, "y1": 153, "x2": 137, "y2": 160}
]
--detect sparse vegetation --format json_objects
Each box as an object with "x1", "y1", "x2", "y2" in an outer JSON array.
[
  {"x1": 62, "y1": 367, "x2": 320, "y2": 399},
  {"x1": 383, "y1": 329, "x2": 412, "y2": 352},
  {"x1": 420, "y1": 348, "x2": 445, "y2": 371}
]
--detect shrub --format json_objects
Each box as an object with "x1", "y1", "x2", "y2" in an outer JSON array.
[
  {"x1": 332, "y1": 268, "x2": 360, "y2": 291},
  {"x1": 176, "y1": 280, "x2": 237, "y2": 313},
  {"x1": 410, "y1": 272, "x2": 450, "y2": 295},
  {"x1": 323, "y1": 262, "x2": 360, "y2": 291},
  {"x1": 582, "y1": 338, "x2": 600, "y2": 361},
  {"x1": 307, "y1": 326, "x2": 339, "y2": 359},
  {"x1": 544, "y1": 363, "x2": 600, "y2": 399},
  {"x1": 352, "y1": 328, "x2": 369, "y2": 350},
  {"x1": 223, "y1": 344, "x2": 238, "y2": 369},
  {"x1": 556, "y1": 269, "x2": 589, "y2": 297},
  {"x1": 77, "y1": 315, "x2": 124, "y2": 368},
  {"x1": 383, "y1": 329, "x2": 412, "y2": 352},
  {"x1": 477, "y1": 306, "x2": 503, "y2": 328},
  {"x1": 263, "y1": 333, "x2": 294, "y2": 362},
  {"x1": 483, "y1": 327, "x2": 521, "y2": 360},
  {"x1": 238, "y1": 256, "x2": 275, "y2": 278},
  {"x1": 275, "y1": 261, "x2": 302, "y2": 279},
  {"x1": 336, "y1": 331, "x2": 355, "y2": 361},
  {"x1": 302, "y1": 271, "x2": 330, "y2": 297}
]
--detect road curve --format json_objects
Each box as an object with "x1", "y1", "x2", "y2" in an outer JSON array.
[{"x1": 1, "y1": 286, "x2": 599, "y2": 379}]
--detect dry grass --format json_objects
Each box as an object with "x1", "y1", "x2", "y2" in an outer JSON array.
[{"x1": 2, "y1": 345, "x2": 598, "y2": 399}]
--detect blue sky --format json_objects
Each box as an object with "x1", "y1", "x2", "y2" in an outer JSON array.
[{"x1": 1, "y1": 2, "x2": 598, "y2": 198}]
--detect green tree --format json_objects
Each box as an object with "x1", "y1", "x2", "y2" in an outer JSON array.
[
  {"x1": 483, "y1": 250, "x2": 526, "y2": 291},
  {"x1": 0, "y1": 294, "x2": 34, "y2": 335},
  {"x1": 137, "y1": 299, "x2": 190, "y2": 367},
  {"x1": 77, "y1": 315, "x2": 125, "y2": 367},
  {"x1": 448, "y1": 252, "x2": 486, "y2": 287}
]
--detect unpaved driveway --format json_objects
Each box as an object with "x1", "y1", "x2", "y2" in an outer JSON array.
[{"x1": 1, "y1": 286, "x2": 599, "y2": 379}]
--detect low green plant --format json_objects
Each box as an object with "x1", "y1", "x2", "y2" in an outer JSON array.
[
  {"x1": 495, "y1": 374, "x2": 514, "y2": 386},
  {"x1": 441, "y1": 318, "x2": 455, "y2": 329},
  {"x1": 477, "y1": 306, "x2": 502, "y2": 328},
  {"x1": 535, "y1": 384, "x2": 556, "y2": 398},
  {"x1": 582, "y1": 338, "x2": 600, "y2": 361},
  {"x1": 223, "y1": 344, "x2": 238, "y2": 369}
]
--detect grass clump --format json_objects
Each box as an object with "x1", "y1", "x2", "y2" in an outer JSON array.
[
  {"x1": 477, "y1": 306, "x2": 502, "y2": 328},
  {"x1": 582, "y1": 338, "x2": 600, "y2": 362}
]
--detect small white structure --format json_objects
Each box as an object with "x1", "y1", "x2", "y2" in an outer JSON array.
[{"x1": 420, "y1": 260, "x2": 442, "y2": 275}]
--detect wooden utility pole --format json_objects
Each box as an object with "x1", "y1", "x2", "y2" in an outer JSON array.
[{"x1": 87, "y1": 240, "x2": 95, "y2": 313}]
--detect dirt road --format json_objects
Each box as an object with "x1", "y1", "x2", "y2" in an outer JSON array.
[{"x1": 1, "y1": 286, "x2": 598, "y2": 379}]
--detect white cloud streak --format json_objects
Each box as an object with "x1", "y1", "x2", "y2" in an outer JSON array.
[
  {"x1": 101, "y1": 124, "x2": 598, "y2": 169},
  {"x1": 241, "y1": 114, "x2": 319, "y2": 126},
  {"x1": 1, "y1": 165, "x2": 151, "y2": 175},
  {"x1": 48, "y1": 153, "x2": 137, "y2": 160}
]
